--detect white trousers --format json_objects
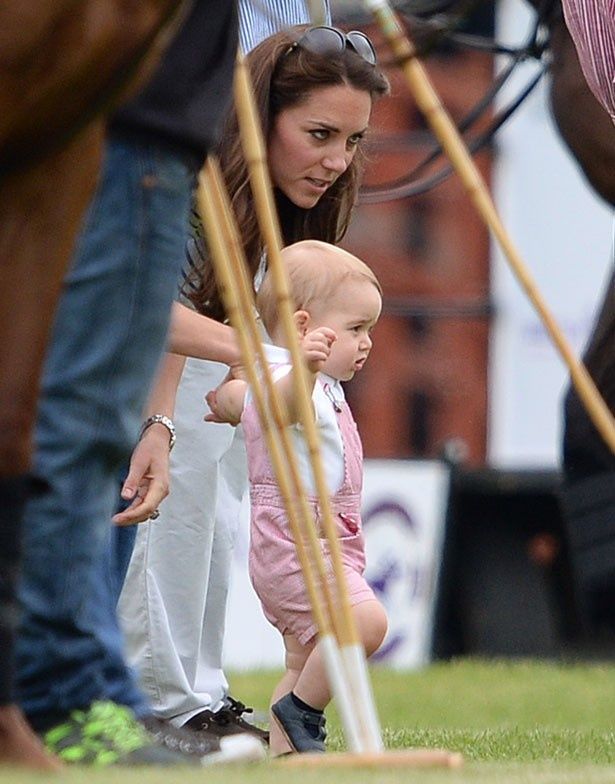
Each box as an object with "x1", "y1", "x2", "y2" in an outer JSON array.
[{"x1": 118, "y1": 357, "x2": 248, "y2": 724}]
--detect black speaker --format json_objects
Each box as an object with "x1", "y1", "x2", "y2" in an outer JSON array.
[{"x1": 432, "y1": 468, "x2": 581, "y2": 659}]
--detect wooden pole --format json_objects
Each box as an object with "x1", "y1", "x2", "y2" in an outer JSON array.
[
  {"x1": 232, "y1": 51, "x2": 383, "y2": 751},
  {"x1": 363, "y1": 0, "x2": 615, "y2": 455},
  {"x1": 197, "y1": 162, "x2": 325, "y2": 635},
  {"x1": 198, "y1": 159, "x2": 365, "y2": 753},
  {"x1": 197, "y1": 130, "x2": 462, "y2": 774}
]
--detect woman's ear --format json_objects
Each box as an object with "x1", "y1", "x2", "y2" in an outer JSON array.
[{"x1": 293, "y1": 309, "x2": 310, "y2": 335}]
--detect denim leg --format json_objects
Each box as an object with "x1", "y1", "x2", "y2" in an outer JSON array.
[{"x1": 16, "y1": 138, "x2": 194, "y2": 725}]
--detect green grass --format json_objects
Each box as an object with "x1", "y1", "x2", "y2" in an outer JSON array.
[{"x1": 2, "y1": 659, "x2": 614, "y2": 784}]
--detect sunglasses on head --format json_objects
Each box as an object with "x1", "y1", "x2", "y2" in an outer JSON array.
[{"x1": 287, "y1": 26, "x2": 377, "y2": 67}]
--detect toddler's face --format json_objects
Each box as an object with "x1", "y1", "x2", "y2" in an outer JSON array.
[{"x1": 309, "y1": 278, "x2": 382, "y2": 382}]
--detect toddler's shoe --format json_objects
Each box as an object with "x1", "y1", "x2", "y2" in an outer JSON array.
[{"x1": 270, "y1": 693, "x2": 326, "y2": 753}]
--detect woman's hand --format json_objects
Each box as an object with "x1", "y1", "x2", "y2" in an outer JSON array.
[{"x1": 112, "y1": 426, "x2": 171, "y2": 525}]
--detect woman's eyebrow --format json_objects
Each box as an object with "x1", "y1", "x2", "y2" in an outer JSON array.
[
  {"x1": 306, "y1": 120, "x2": 369, "y2": 135},
  {"x1": 306, "y1": 120, "x2": 339, "y2": 132}
]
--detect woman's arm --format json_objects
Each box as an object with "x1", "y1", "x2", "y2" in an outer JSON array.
[
  {"x1": 113, "y1": 301, "x2": 243, "y2": 525},
  {"x1": 112, "y1": 352, "x2": 185, "y2": 525},
  {"x1": 167, "y1": 301, "x2": 241, "y2": 364}
]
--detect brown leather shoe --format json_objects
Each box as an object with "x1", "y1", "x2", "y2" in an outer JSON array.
[{"x1": 183, "y1": 697, "x2": 269, "y2": 746}]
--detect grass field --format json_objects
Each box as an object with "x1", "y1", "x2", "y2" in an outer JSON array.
[{"x1": 1, "y1": 659, "x2": 613, "y2": 783}]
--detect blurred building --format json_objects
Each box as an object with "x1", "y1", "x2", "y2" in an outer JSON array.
[{"x1": 343, "y1": 15, "x2": 495, "y2": 466}]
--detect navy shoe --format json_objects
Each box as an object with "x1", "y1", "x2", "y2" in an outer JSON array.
[{"x1": 271, "y1": 694, "x2": 326, "y2": 753}]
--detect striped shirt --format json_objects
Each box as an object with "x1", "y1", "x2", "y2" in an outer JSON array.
[
  {"x1": 562, "y1": 0, "x2": 615, "y2": 123},
  {"x1": 239, "y1": 0, "x2": 331, "y2": 54}
]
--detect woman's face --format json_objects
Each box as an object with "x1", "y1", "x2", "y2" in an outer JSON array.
[{"x1": 268, "y1": 83, "x2": 372, "y2": 209}]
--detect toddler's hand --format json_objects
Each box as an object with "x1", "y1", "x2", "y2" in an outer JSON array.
[
  {"x1": 204, "y1": 385, "x2": 241, "y2": 426},
  {"x1": 302, "y1": 327, "x2": 336, "y2": 372}
]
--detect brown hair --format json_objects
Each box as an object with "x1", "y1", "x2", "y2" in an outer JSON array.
[
  {"x1": 185, "y1": 25, "x2": 389, "y2": 321},
  {"x1": 257, "y1": 240, "x2": 382, "y2": 338}
]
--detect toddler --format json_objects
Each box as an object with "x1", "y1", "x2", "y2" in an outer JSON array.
[{"x1": 205, "y1": 239, "x2": 388, "y2": 756}]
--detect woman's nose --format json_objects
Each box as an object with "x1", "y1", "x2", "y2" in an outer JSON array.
[{"x1": 322, "y1": 145, "x2": 351, "y2": 174}]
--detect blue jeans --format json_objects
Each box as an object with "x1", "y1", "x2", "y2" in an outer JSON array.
[{"x1": 16, "y1": 137, "x2": 195, "y2": 726}]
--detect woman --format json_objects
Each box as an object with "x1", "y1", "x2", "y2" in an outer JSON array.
[{"x1": 117, "y1": 24, "x2": 389, "y2": 736}]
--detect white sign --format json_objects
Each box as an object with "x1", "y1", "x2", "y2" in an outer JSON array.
[
  {"x1": 362, "y1": 460, "x2": 450, "y2": 669},
  {"x1": 224, "y1": 460, "x2": 450, "y2": 670}
]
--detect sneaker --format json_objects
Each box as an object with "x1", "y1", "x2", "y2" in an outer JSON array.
[
  {"x1": 43, "y1": 701, "x2": 194, "y2": 766},
  {"x1": 184, "y1": 696, "x2": 269, "y2": 745},
  {"x1": 43, "y1": 701, "x2": 264, "y2": 766},
  {"x1": 270, "y1": 693, "x2": 326, "y2": 753},
  {"x1": 141, "y1": 715, "x2": 266, "y2": 765}
]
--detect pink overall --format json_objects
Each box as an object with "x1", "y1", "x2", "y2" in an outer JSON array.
[{"x1": 241, "y1": 380, "x2": 376, "y2": 646}]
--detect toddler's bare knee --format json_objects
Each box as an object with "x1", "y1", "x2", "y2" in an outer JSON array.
[
  {"x1": 366, "y1": 603, "x2": 388, "y2": 657},
  {"x1": 284, "y1": 634, "x2": 313, "y2": 674},
  {"x1": 355, "y1": 600, "x2": 388, "y2": 658}
]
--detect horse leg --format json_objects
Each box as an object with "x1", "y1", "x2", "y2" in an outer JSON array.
[{"x1": 0, "y1": 120, "x2": 104, "y2": 768}]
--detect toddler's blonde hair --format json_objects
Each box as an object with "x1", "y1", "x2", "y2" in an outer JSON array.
[{"x1": 257, "y1": 240, "x2": 381, "y2": 337}]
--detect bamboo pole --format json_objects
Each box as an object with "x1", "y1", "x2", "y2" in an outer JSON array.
[
  {"x1": 280, "y1": 748, "x2": 464, "y2": 768},
  {"x1": 363, "y1": 0, "x2": 615, "y2": 455},
  {"x1": 232, "y1": 50, "x2": 383, "y2": 752},
  {"x1": 197, "y1": 102, "x2": 462, "y2": 773},
  {"x1": 198, "y1": 159, "x2": 365, "y2": 753},
  {"x1": 197, "y1": 161, "x2": 325, "y2": 635}
]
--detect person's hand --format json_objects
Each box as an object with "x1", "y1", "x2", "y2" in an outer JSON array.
[
  {"x1": 302, "y1": 327, "x2": 336, "y2": 373},
  {"x1": 227, "y1": 358, "x2": 246, "y2": 381},
  {"x1": 204, "y1": 385, "x2": 241, "y2": 426},
  {"x1": 204, "y1": 388, "x2": 224, "y2": 423},
  {"x1": 112, "y1": 426, "x2": 171, "y2": 525}
]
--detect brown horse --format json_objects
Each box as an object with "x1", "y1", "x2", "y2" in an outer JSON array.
[
  {"x1": 0, "y1": 0, "x2": 185, "y2": 768},
  {"x1": 524, "y1": 0, "x2": 615, "y2": 637},
  {"x1": 0, "y1": 0, "x2": 186, "y2": 475}
]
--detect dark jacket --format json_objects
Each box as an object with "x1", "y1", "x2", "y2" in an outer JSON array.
[{"x1": 112, "y1": 0, "x2": 238, "y2": 163}]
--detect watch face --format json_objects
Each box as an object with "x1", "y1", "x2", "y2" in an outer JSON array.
[{"x1": 140, "y1": 415, "x2": 176, "y2": 449}]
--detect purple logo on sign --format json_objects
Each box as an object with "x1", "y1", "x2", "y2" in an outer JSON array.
[{"x1": 363, "y1": 500, "x2": 424, "y2": 662}]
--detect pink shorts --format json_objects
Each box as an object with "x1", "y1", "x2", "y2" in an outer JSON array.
[{"x1": 251, "y1": 557, "x2": 376, "y2": 646}]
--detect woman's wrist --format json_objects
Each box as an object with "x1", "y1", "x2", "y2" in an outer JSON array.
[{"x1": 139, "y1": 414, "x2": 176, "y2": 451}]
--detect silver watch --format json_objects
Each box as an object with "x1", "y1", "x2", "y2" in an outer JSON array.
[{"x1": 139, "y1": 414, "x2": 176, "y2": 451}]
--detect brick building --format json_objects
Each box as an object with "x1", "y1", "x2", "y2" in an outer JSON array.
[{"x1": 342, "y1": 24, "x2": 495, "y2": 466}]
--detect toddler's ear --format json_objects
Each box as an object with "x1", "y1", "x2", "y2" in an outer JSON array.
[{"x1": 293, "y1": 309, "x2": 310, "y2": 335}]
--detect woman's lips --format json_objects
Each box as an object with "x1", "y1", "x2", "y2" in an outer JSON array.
[{"x1": 305, "y1": 177, "x2": 332, "y2": 192}]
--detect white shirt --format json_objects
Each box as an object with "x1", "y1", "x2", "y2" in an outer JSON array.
[{"x1": 244, "y1": 343, "x2": 345, "y2": 495}]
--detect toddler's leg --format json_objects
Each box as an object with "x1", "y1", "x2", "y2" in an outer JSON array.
[
  {"x1": 294, "y1": 599, "x2": 388, "y2": 710},
  {"x1": 269, "y1": 634, "x2": 314, "y2": 756},
  {"x1": 271, "y1": 600, "x2": 388, "y2": 755}
]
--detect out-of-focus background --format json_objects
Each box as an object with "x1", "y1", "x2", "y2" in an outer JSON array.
[{"x1": 225, "y1": 0, "x2": 615, "y2": 670}]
